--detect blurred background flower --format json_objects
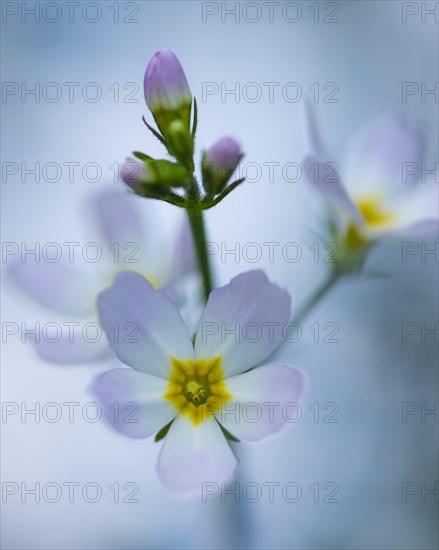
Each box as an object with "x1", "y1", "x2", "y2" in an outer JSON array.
[
  {"x1": 8, "y1": 189, "x2": 197, "y2": 364},
  {"x1": 303, "y1": 110, "x2": 438, "y2": 249}
]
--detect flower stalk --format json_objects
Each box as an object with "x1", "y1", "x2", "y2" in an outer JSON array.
[
  {"x1": 293, "y1": 270, "x2": 341, "y2": 324},
  {"x1": 186, "y1": 206, "x2": 213, "y2": 302}
]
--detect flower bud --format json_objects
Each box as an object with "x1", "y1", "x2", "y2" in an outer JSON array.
[
  {"x1": 202, "y1": 137, "x2": 243, "y2": 195},
  {"x1": 120, "y1": 157, "x2": 189, "y2": 197},
  {"x1": 120, "y1": 158, "x2": 152, "y2": 191},
  {"x1": 144, "y1": 50, "x2": 192, "y2": 141}
]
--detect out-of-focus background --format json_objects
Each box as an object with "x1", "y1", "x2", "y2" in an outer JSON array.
[{"x1": 1, "y1": 1, "x2": 438, "y2": 548}]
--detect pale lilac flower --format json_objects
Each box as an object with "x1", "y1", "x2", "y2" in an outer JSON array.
[
  {"x1": 303, "y1": 110, "x2": 438, "y2": 248},
  {"x1": 144, "y1": 50, "x2": 192, "y2": 133},
  {"x1": 9, "y1": 190, "x2": 196, "y2": 364},
  {"x1": 93, "y1": 270, "x2": 304, "y2": 493},
  {"x1": 202, "y1": 136, "x2": 243, "y2": 194}
]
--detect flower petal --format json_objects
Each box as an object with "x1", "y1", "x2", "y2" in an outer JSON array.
[
  {"x1": 91, "y1": 190, "x2": 144, "y2": 251},
  {"x1": 157, "y1": 414, "x2": 238, "y2": 493},
  {"x1": 303, "y1": 104, "x2": 361, "y2": 221},
  {"x1": 386, "y1": 178, "x2": 439, "y2": 237},
  {"x1": 344, "y1": 112, "x2": 424, "y2": 194},
  {"x1": 98, "y1": 272, "x2": 194, "y2": 378},
  {"x1": 195, "y1": 271, "x2": 291, "y2": 378},
  {"x1": 166, "y1": 218, "x2": 196, "y2": 282},
  {"x1": 303, "y1": 154, "x2": 362, "y2": 222},
  {"x1": 91, "y1": 190, "x2": 180, "y2": 287},
  {"x1": 34, "y1": 332, "x2": 110, "y2": 365},
  {"x1": 217, "y1": 363, "x2": 305, "y2": 442},
  {"x1": 9, "y1": 261, "x2": 96, "y2": 317},
  {"x1": 144, "y1": 50, "x2": 192, "y2": 112},
  {"x1": 91, "y1": 368, "x2": 176, "y2": 439},
  {"x1": 303, "y1": 99, "x2": 330, "y2": 160},
  {"x1": 162, "y1": 275, "x2": 203, "y2": 338}
]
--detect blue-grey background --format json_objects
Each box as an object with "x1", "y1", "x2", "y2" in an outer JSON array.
[{"x1": 1, "y1": 1, "x2": 438, "y2": 549}]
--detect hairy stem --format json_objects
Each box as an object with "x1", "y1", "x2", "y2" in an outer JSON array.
[{"x1": 186, "y1": 208, "x2": 213, "y2": 303}]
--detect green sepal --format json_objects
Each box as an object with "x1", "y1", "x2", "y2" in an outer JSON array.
[
  {"x1": 167, "y1": 120, "x2": 194, "y2": 171},
  {"x1": 191, "y1": 97, "x2": 198, "y2": 139},
  {"x1": 151, "y1": 103, "x2": 192, "y2": 147},
  {"x1": 217, "y1": 420, "x2": 240, "y2": 443},
  {"x1": 154, "y1": 419, "x2": 174, "y2": 442},
  {"x1": 201, "y1": 156, "x2": 244, "y2": 197},
  {"x1": 148, "y1": 159, "x2": 191, "y2": 188},
  {"x1": 204, "y1": 177, "x2": 246, "y2": 209},
  {"x1": 133, "y1": 151, "x2": 153, "y2": 162},
  {"x1": 142, "y1": 116, "x2": 167, "y2": 147}
]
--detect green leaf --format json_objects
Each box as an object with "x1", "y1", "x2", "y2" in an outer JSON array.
[{"x1": 154, "y1": 419, "x2": 174, "y2": 442}]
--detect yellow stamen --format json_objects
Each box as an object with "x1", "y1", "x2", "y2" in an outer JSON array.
[
  {"x1": 356, "y1": 197, "x2": 394, "y2": 226},
  {"x1": 164, "y1": 357, "x2": 232, "y2": 426},
  {"x1": 344, "y1": 195, "x2": 395, "y2": 249}
]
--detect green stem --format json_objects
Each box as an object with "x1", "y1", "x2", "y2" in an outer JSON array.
[
  {"x1": 186, "y1": 209, "x2": 213, "y2": 303},
  {"x1": 294, "y1": 270, "x2": 342, "y2": 324}
]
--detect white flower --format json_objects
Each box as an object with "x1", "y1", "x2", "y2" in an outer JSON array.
[
  {"x1": 303, "y1": 110, "x2": 438, "y2": 250},
  {"x1": 92, "y1": 270, "x2": 304, "y2": 493}
]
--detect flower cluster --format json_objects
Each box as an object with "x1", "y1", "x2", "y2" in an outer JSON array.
[
  {"x1": 88, "y1": 51, "x2": 305, "y2": 494},
  {"x1": 121, "y1": 50, "x2": 244, "y2": 210},
  {"x1": 10, "y1": 48, "x2": 438, "y2": 497}
]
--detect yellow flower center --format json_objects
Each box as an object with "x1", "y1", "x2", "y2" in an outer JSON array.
[
  {"x1": 344, "y1": 195, "x2": 395, "y2": 249},
  {"x1": 164, "y1": 357, "x2": 232, "y2": 426},
  {"x1": 356, "y1": 197, "x2": 394, "y2": 226}
]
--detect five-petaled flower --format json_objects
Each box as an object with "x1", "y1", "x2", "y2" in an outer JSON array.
[
  {"x1": 92, "y1": 270, "x2": 304, "y2": 493},
  {"x1": 303, "y1": 110, "x2": 438, "y2": 253}
]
